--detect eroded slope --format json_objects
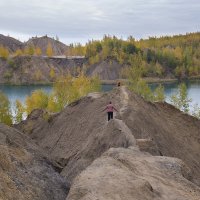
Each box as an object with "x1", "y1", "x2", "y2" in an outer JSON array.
[{"x1": 0, "y1": 123, "x2": 69, "y2": 200}]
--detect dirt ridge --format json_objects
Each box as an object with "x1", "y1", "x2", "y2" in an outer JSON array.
[{"x1": 15, "y1": 86, "x2": 200, "y2": 200}]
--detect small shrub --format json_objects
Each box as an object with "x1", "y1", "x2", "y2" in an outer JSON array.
[
  {"x1": 3, "y1": 71, "x2": 13, "y2": 80},
  {"x1": 0, "y1": 91, "x2": 12, "y2": 125},
  {"x1": 170, "y1": 83, "x2": 191, "y2": 113},
  {"x1": 7, "y1": 59, "x2": 18, "y2": 69}
]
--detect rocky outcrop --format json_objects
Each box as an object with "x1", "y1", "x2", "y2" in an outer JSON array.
[
  {"x1": 67, "y1": 147, "x2": 200, "y2": 200},
  {"x1": 0, "y1": 123, "x2": 69, "y2": 200}
]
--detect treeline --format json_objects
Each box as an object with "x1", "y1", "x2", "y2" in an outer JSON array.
[
  {"x1": 0, "y1": 42, "x2": 55, "y2": 59},
  {"x1": 1, "y1": 32, "x2": 200, "y2": 79},
  {"x1": 69, "y1": 32, "x2": 200, "y2": 79}
]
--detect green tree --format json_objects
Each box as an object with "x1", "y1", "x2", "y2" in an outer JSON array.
[
  {"x1": 126, "y1": 53, "x2": 154, "y2": 101},
  {"x1": 15, "y1": 100, "x2": 24, "y2": 123},
  {"x1": 0, "y1": 91, "x2": 12, "y2": 125},
  {"x1": 90, "y1": 76, "x2": 101, "y2": 92},
  {"x1": 3, "y1": 71, "x2": 13, "y2": 80},
  {"x1": 133, "y1": 79, "x2": 154, "y2": 101},
  {"x1": 153, "y1": 84, "x2": 165, "y2": 102},
  {"x1": 170, "y1": 83, "x2": 191, "y2": 113},
  {"x1": 192, "y1": 104, "x2": 200, "y2": 119}
]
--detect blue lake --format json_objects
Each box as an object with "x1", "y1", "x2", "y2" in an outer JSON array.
[
  {"x1": 0, "y1": 80, "x2": 200, "y2": 113},
  {"x1": 149, "y1": 79, "x2": 200, "y2": 106}
]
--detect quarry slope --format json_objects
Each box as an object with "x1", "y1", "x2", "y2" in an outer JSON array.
[
  {"x1": 0, "y1": 56, "x2": 124, "y2": 84},
  {"x1": 0, "y1": 123, "x2": 69, "y2": 200},
  {"x1": 0, "y1": 34, "x2": 23, "y2": 52},
  {"x1": 16, "y1": 86, "x2": 200, "y2": 189},
  {"x1": 25, "y1": 36, "x2": 69, "y2": 56},
  {"x1": 0, "y1": 56, "x2": 87, "y2": 84}
]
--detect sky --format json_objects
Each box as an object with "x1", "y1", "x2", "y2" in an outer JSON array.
[{"x1": 0, "y1": 0, "x2": 199, "y2": 44}]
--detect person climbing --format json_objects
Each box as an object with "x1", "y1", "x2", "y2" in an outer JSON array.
[
  {"x1": 102, "y1": 101, "x2": 118, "y2": 121},
  {"x1": 117, "y1": 82, "x2": 121, "y2": 87}
]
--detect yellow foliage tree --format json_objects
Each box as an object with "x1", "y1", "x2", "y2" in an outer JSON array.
[
  {"x1": 21, "y1": 73, "x2": 101, "y2": 114},
  {"x1": 24, "y1": 46, "x2": 35, "y2": 56},
  {"x1": 72, "y1": 73, "x2": 90, "y2": 99},
  {"x1": 27, "y1": 45, "x2": 35, "y2": 56},
  {"x1": 46, "y1": 43, "x2": 53, "y2": 57},
  {"x1": 51, "y1": 74, "x2": 74, "y2": 111},
  {"x1": 48, "y1": 73, "x2": 101, "y2": 112},
  {"x1": 23, "y1": 45, "x2": 35, "y2": 56},
  {"x1": 34, "y1": 69, "x2": 43, "y2": 81},
  {"x1": 14, "y1": 49, "x2": 23, "y2": 56},
  {"x1": 174, "y1": 47, "x2": 182, "y2": 60},
  {"x1": 47, "y1": 94, "x2": 59, "y2": 112},
  {"x1": 15, "y1": 100, "x2": 25, "y2": 123},
  {"x1": 0, "y1": 91, "x2": 12, "y2": 125},
  {"x1": 23, "y1": 47, "x2": 29, "y2": 55},
  {"x1": 49, "y1": 68, "x2": 56, "y2": 80},
  {"x1": 0, "y1": 46, "x2": 9, "y2": 59},
  {"x1": 25, "y1": 90, "x2": 49, "y2": 114},
  {"x1": 35, "y1": 47, "x2": 42, "y2": 56}
]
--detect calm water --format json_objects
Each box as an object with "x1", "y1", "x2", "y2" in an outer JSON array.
[
  {"x1": 149, "y1": 79, "x2": 200, "y2": 106},
  {"x1": 0, "y1": 80, "x2": 200, "y2": 113},
  {"x1": 0, "y1": 84, "x2": 52, "y2": 105}
]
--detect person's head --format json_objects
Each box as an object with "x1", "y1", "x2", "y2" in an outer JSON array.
[{"x1": 109, "y1": 101, "x2": 112, "y2": 104}]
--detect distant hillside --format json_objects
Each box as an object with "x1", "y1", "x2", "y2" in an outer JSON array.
[
  {"x1": 71, "y1": 32, "x2": 200, "y2": 80},
  {"x1": 25, "y1": 35, "x2": 69, "y2": 56},
  {"x1": 0, "y1": 56, "x2": 87, "y2": 84},
  {"x1": 0, "y1": 32, "x2": 200, "y2": 83},
  {"x1": 0, "y1": 34, "x2": 24, "y2": 52},
  {"x1": 0, "y1": 34, "x2": 69, "y2": 56}
]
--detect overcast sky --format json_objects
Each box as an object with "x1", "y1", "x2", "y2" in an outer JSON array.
[{"x1": 0, "y1": 0, "x2": 199, "y2": 44}]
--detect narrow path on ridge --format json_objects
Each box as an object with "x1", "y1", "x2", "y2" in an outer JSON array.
[{"x1": 119, "y1": 86, "x2": 129, "y2": 115}]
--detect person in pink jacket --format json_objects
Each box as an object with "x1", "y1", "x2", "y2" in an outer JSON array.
[{"x1": 103, "y1": 101, "x2": 118, "y2": 121}]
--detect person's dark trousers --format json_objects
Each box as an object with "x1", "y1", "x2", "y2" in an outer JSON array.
[{"x1": 107, "y1": 112, "x2": 113, "y2": 121}]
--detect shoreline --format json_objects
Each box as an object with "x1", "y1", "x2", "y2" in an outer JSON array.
[
  {"x1": 102, "y1": 76, "x2": 200, "y2": 85},
  {"x1": 0, "y1": 82, "x2": 54, "y2": 86},
  {"x1": 0, "y1": 76, "x2": 200, "y2": 86}
]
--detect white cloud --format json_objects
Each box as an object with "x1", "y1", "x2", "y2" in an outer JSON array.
[{"x1": 0, "y1": 0, "x2": 199, "y2": 44}]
